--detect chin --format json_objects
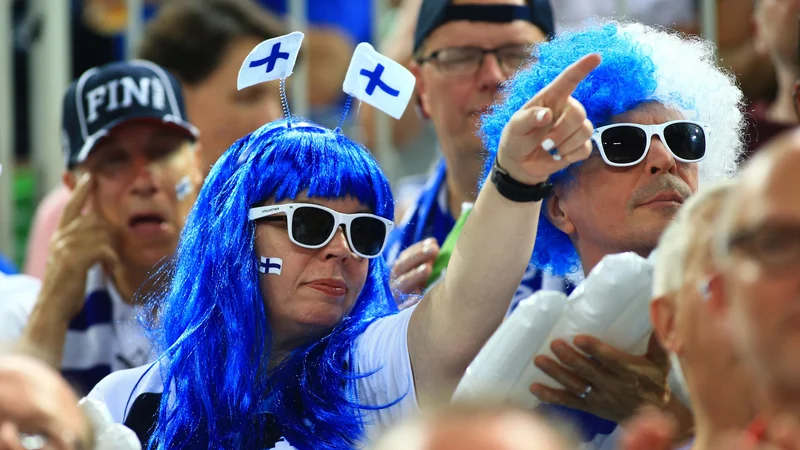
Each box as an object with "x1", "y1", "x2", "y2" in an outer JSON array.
[
  {"x1": 302, "y1": 308, "x2": 347, "y2": 328},
  {"x1": 124, "y1": 244, "x2": 176, "y2": 272}
]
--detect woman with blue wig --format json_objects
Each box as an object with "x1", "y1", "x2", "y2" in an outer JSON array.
[{"x1": 84, "y1": 33, "x2": 603, "y2": 448}]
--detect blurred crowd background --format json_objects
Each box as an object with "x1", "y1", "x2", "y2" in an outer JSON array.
[{"x1": 0, "y1": 0, "x2": 784, "y2": 272}]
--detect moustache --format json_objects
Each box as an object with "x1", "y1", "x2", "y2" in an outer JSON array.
[{"x1": 629, "y1": 176, "x2": 693, "y2": 207}]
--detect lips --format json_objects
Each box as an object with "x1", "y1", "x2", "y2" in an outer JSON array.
[
  {"x1": 128, "y1": 212, "x2": 169, "y2": 237},
  {"x1": 305, "y1": 278, "x2": 348, "y2": 298},
  {"x1": 640, "y1": 191, "x2": 685, "y2": 207},
  {"x1": 470, "y1": 104, "x2": 493, "y2": 117}
]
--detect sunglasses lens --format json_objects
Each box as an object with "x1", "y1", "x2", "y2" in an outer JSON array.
[
  {"x1": 664, "y1": 122, "x2": 706, "y2": 161},
  {"x1": 600, "y1": 126, "x2": 648, "y2": 165},
  {"x1": 292, "y1": 206, "x2": 335, "y2": 246},
  {"x1": 350, "y1": 216, "x2": 388, "y2": 257}
]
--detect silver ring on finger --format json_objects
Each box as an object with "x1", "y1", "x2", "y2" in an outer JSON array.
[{"x1": 579, "y1": 384, "x2": 593, "y2": 399}]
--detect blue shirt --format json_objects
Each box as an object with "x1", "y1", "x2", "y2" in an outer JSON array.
[{"x1": 0, "y1": 254, "x2": 16, "y2": 275}]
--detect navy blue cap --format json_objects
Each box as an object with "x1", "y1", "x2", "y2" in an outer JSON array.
[
  {"x1": 61, "y1": 60, "x2": 199, "y2": 169},
  {"x1": 413, "y1": 0, "x2": 555, "y2": 53}
]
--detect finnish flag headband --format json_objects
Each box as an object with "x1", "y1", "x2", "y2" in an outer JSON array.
[{"x1": 237, "y1": 32, "x2": 416, "y2": 130}]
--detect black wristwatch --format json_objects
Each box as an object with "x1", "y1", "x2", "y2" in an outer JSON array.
[{"x1": 490, "y1": 159, "x2": 553, "y2": 203}]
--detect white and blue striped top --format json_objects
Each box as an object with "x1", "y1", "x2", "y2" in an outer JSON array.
[{"x1": 0, "y1": 265, "x2": 153, "y2": 394}]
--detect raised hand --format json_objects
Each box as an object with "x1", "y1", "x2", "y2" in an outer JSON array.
[
  {"x1": 496, "y1": 53, "x2": 601, "y2": 185},
  {"x1": 40, "y1": 173, "x2": 122, "y2": 321},
  {"x1": 390, "y1": 238, "x2": 440, "y2": 305}
]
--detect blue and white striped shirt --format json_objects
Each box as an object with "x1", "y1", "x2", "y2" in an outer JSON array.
[{"x1": 0, "y1": 265, "x2": 153, "y2": 394}]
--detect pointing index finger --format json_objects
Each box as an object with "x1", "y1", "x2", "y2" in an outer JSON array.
[
  {"x1": 59, "y1": 173, "x2": 95, "y2": 228},
  {"x1": 529, "y1": 53, "x2": 602, "y2": 110}
]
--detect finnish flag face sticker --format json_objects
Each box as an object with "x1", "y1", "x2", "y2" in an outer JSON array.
[
  {"x1": 342, "y1": 43, "x2": 416, "y2": 119},
  {"x1": 259, "y1": 256, "x2": 283, "y2": 275},
  {"x1": 237, "y1": 32, "x2": 304, "y2": 90}
]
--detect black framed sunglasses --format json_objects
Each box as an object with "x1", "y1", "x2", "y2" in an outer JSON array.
[
  {"x1": 248, "y1": 203, "x2": 395, "y2": 259},
  {"x1": 416, "y1": 43, "x2": 532, "y2": 76},
  {"x1": 591, "y1": 120, "x2": 709, "y2": 167}
]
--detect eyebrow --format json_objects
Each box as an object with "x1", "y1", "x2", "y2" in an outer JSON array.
[{"x1": 286, "y1": 199, "x2": 372, "y2": 214}]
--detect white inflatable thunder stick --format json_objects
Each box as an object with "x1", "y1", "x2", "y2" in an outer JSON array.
[
  {"x1": 453, "y1": 252, "x2": 655, "y2": 410},
  {"x1": 79, "y1": 398, "x2": 142, "y2": 450},
  {"x1": 514, "y1": 252, "x2": 654, "y2": 408},
  {"x1": 452, "y1": 291, "x2": 567, "y2": 401}
]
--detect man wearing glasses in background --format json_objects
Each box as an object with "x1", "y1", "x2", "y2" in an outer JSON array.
[{"x1": 385, "y1": 0, "x2": 561, "y2": 301}]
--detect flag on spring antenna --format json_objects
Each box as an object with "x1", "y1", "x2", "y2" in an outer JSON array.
[
  {"x1": 237, "y1": 32, "x2": 304, "y2": 90},
  {"x1": 342, "y1": 43, "x2": 415, "y2": 119}
]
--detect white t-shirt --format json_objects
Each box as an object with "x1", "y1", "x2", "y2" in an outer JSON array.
[
  {"x1": 0, "y1": 265, "x2": 153, "y2": 393},
  {"x1": 87, "y1": 304, "x2": 418, "y2": 449}
]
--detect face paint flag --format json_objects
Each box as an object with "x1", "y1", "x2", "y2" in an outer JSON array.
[
  {"x1": 237, "y1": 32, "x2": 304, "y2": 91},
  {"x1": 259, "y1": 256, "x2": 283, "y2": 275},
  {"x1": 175, "y1": 175, "x2": 193, "y2": 201},
  {"x1": 342, "y1": 43, "x2": 416, "y2": 119}
]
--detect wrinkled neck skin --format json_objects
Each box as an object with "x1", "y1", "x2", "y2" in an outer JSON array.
[
  {"x1": 114, "y1": 262, "x2": 162, "y2": 306},
  {"x1": 574, "y1": 239, "x2": 654, "y2": 276},
  {"x1": 443, "y1": 146, "x2": 485, "y2": 220},
  {"x1": 685, "y1": 368, "x2": 757, "y2": 450}
]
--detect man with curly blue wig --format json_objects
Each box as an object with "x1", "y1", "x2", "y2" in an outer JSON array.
[{"x1": 478, "y1": 20, "x2": 745, "y2": 445}]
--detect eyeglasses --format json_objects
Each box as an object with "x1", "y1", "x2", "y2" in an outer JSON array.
[
  {"x1": 416, "y1": 44, "x2": 531, "y2": 76},
  {"x1": 591, "y1": 120, "x2": 709, "y2": 167},
  {"x1": 248, "y1": 203, "x2": 395, "y2": 259},
  {"x1": 728, "y1": 223, "x2": 800, "y2": 270}
]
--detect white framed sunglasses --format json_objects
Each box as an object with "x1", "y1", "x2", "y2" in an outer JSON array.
[
  {"x1": 591, "y1": 120, "x2": 709, "y2": 167},
  {"x1": 248, "y1": 203, "x2": 395, "y2": 259}
]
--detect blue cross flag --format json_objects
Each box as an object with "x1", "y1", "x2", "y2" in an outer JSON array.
[
  {"x1": 238, "y1": 32, "x2": 304, "y2": 90},
  {"x1": 259, "y1": 256, "x2": 283, "y2": 275},
  {"x1": 343, "y1": 43, "x2": 415, "y2": 120}
]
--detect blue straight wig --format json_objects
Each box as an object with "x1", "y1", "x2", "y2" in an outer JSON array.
[
  {"x1": 141, "y1": 119, "x2": 399, "y2": 449},
  {"x1": 479, "y1": 20, "x2": 744, "y2": 276}
]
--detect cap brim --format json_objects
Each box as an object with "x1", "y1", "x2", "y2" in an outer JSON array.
[{"x1": 74, "y1": 115, "x2": 199, "y2": 166}]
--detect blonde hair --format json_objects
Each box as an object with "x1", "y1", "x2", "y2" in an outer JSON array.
[{"x1": 652, "y1": 178, "x2": 737, "y2": 298}]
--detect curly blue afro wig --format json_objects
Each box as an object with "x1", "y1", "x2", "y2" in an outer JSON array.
[{"x1": 479, "y1": 20, "x2": 745, "y2": 276}]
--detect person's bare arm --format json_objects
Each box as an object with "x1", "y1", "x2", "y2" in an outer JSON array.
[{"x1": 407, "y1": 54, "x2": 602, "y2": 407}]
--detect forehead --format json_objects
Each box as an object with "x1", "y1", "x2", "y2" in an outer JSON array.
[
  {"x1": 609, "y1": 102, "x2": 685, "y2": 125},
  {"x1": 736, "y1": 150, "x2": 800, "y2": 228},
  {"x1": 272, "y1": 193, "x2": 371, "y2": 211}
]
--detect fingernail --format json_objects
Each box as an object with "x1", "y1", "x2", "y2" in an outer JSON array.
[
  {"x1": 416, "y1": 265, "x2": 428, "y2": 274},
  {"x1": 536, "y1": 109, "x2": 547, "y2": 122},
  {"x1": 552, "y1": 340, "x2": 567, "y2": 353},
  {"x1": 541, "y1": 138, "x2": 555, "y2": 151}
]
